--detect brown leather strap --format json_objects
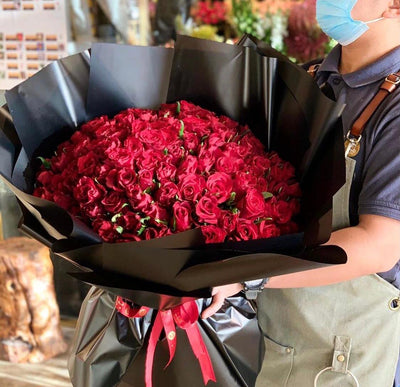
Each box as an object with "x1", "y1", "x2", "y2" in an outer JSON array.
[
  {"x1": 350, "y1": 72, "x2": 400, "y2": 137},
  {"x1": 307, "y1": 65, "x2": 400, "y2": 139}
]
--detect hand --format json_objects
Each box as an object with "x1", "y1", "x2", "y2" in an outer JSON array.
[{"x1": 201, "y1": 283, "x2": 244, "y2": 319}]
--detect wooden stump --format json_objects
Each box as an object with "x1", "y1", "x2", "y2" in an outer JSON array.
[{"x1": 0, "y1": 237, "x2": 68, "y2": 363}]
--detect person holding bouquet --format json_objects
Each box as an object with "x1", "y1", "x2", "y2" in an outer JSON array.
[{"x1": 203, "y1": 0, "x2": 400, "y2": 385}]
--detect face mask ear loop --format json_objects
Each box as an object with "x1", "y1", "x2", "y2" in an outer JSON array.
[{"x1": 365, "y1": 17, "x2": 385, "y2": 24}]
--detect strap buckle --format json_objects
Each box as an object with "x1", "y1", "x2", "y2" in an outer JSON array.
[
  {"x1": 385, "y1": 73, "x2": 400, "y2": 85},
  {"x1": 345, "y1": 130, "x2": 362, "y2": 144},
  {"x1": 345, "y1": 131, "x2": 362, "y2": 158}
]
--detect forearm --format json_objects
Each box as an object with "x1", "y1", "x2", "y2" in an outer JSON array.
[{"x1": 266, "y1": 215, "x2": 400, "y2": 289}]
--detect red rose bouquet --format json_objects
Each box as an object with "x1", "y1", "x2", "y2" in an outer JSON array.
[
  {"x1": 33, "y1": 100, "x2": 301, "y2": 247},
  {"x1": 32, "y1": 100, "x2": 301, "y2": 387},
  {"x1": 0, "y1": 35, "x2": 346, "y2": 387}
]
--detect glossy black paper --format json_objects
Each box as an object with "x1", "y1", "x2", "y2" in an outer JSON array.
[
  {"x1": 69, "y1": 288, "x2": 262, "y2": 387},
  {"x1": 0, "y1": 35, "x2": 347, "y2": 308}
]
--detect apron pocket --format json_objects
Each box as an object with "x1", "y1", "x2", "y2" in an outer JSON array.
[{"x1": 255, "y1": 335, "x2": 294, "y2": 387}]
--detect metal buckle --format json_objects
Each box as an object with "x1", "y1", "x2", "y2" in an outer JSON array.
[
  {"x1": 345, "y1": 130, "x2": 362, "y2": 144},
  {"x1": 345, "y1": 131, "x2": 362, "y2": 157},
  {"x1": 385, "y1": 74, "x2": 400, "y2": 85}
]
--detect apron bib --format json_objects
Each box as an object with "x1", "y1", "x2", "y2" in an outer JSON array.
[{"x1": 255, "y1": 157, "x2": 400, "y2": 387}]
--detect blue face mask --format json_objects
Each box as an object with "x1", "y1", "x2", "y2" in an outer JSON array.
[{"x1": 316, "y1": 0, "x2": 384, "y2": 46}]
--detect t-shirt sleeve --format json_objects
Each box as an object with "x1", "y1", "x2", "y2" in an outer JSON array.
[{"x1": 358, "y1": 110, "x2": 400, "y2": 221}]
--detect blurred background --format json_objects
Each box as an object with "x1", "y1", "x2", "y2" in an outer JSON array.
[{"x1": 0, "y1": 0, "x2": 336, "y2": 91}]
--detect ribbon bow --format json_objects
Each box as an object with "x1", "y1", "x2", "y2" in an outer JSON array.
[{"x1": 115, "y1": 297, "x2": 216, "y2": 387}]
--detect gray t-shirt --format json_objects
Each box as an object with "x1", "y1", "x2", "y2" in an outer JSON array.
[{"x1": 315, "y1": 45, "x2": 400, "y2": 287}]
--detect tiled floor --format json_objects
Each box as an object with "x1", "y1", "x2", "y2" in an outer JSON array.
[{"x1": 0, "y1": 321, "x2": 75, "y2": 387}]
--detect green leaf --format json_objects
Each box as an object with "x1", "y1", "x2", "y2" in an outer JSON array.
[
  {"x1": 255, "y1": 217, "x2": 273, "y2": 225},
  {"x1": 226, "y1": 192, "x2": 236, "y2": 206},
  {"x1": 116, "y1": 226, "x2": 124, "y2": 234},
  {"x1": 163, "y1": 148, "x2": 168, "y2": 155},
  {"x1": 172, "y1": 216, "x2": 177, "y2": 232},
  {"x1": 179, "y1": 120, "x2": 184, "y2": 139},
  {"x1": 111, "y1": 213, "x2": 122, "y2": 223},
  {"x1": 262, "y1": 192, "x2": 273, "y2": 200},
  {"x1": 140, "y1": 216, "x2": 150, "y2": 224},
  {"x1": 176, "y1": 101, "x2": 181, "y2": 114},
  {"x1": 232, "y1": 208, "x2": 239, "y2": 215},
  {"x1": 155, "y1": 218, "x2": 168, "y2": 226},
  {"x1": 37, "y1": 156, "x2": 51, "y2": 170},
  {"x1": 122, "y1": 203, "x2": 129, "y2": 209},
  {"x1": 137, "y1": 225, "x2": 147, "y2": 236},
  {"x1": 143, "y1": 187, "x2": 152, "y2": 194}
]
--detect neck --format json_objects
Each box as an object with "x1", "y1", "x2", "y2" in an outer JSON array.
[{"x1": 340, "y1": 21, "x2": 400, "y2": 74}]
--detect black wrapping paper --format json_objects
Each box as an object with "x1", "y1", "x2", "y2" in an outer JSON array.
[
  {"x1": 69, "y1": 288, "x2": 262, "y2": 387},
  {"x1": 0, "y1": 35, "x2": 347, "y2": 308}
]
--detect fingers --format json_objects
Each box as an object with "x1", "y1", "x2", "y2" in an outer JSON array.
[
  {"x1": 201, "y1": 283, "x2": 244, "y2": 319},
  {"x1": 201, "y1": 292, "x2": 225, "y2": 319}
]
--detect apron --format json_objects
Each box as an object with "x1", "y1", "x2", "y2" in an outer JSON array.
[{"x1": 256, "y1": 157, "x2": 400, "y2": 387}]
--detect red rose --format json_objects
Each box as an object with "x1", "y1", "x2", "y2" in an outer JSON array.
[
  {"x1": 272, "y1": 200, "x2": 293, "y2": 224},
  {"x1": 51, "y1": 150, "x2": 74, "y2": 171},
  {"x1": 177, "y1": 155, "x2": 198, "y2": 175},
  {"x1": 127, "y1": 187, "x2": 153, "y2": 211},
  {"x1": 117, "y1": 168, "x2": 137, "y2": 190},
  {"x1": 156, "y1": 161, "x2": 177, "y2": 183},
  {"x1": 178, "y1": 174, "x2": 206, "y2": 201},
  {"x1": 36, "y1": 170, "x2": 55, "y2": 187},
  {"x1": 195, "y1": 195, "x2": 221, "y2": 225},
  {"x1": 206, "y1": 172, "x2": 233, "y2": 203},
  {"x1": 143, "y1": 227, "x2": 160, "y2": 241},
  {"x1": 92, "y1": 219, "x2": 117, "y2": 243},
  {"x1": 155, "y1": 181, "x2": 179, "y2": 207},
  {"x1": 104, "y1": 168, "x2": 125, "y2": 192},
  {"x1": 73, "y1": 176, "x2": 106, "y2": 205},
  {"x1": 218, "y1": 210, "x2": 238, "y2": 234},
  {"x1": 164, "y1": 140, "x2": 185, "y2": 164},
  {"x1": 82, "y1": 202, "x2": 105, "y2": 219},
  {"x1": 53, "y1": 192, "x2": 74, "y2": 211},
  {"x1": 215, "y1": 155, "x2": 242, "y2": 174},
  {"x1": 258, "y1": 221, "x2": 280, "y2": 239},
  {"x1": 251, "y1": 155, "x2": 271, "y2": 176},
  {"x1": 106, "y1": 147, "x2": 135, "y2": 169},
  {"x1": 198, "y1": 147, "x2": 216, "y2": 173},
  {"x1": 237, "y1": 189, "x2": 266, "y2": 220},
  {"x1": 139, "y1": 128, "x2": 167, "y2": 151},
  {"x1": 118, "y1": 211, "x2": 142, "y2": 233},
  {"x1": 183, "y1": 132, "x2": 200, "y2": 153},
  {"x1": 143, "y1": 202, "x2": 169, "y2": 226},
  {"x1": 172, "y1": 201, "x2": 193, "y2": 232},
  {"x1": 101, "y1": 192, "x2": 126, "y2": 213},
  {"x1": 234, "y1": 219, "x2": 259, "y2": 241},
  {"x1": 32, "y1": 187, "x2": 53, "y2": 201},
  {"x1": 239, "y1": 132, "x2": 265, "y2": 155},
  {"x1": 206, "y1": 133, "x2": 226, "y2": 148},
  {"x1": 201, "y1": 225, "x2": 227, "y2": 243},
  {"x1": 138, "y1": 169, "x2": 156, "y2": 191},
  {"x1": 124, "y1": 136, "x2": 144, "y2": 158},
  {"x1": 233, "y1": 172, "x2": 258, "y2": 196},
  {"x1": 224, "y1": 142, "x2": 249, "y2": 159},
  {"x1": 80, "y1": 115, "x2": 108, "y2": 135}
]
